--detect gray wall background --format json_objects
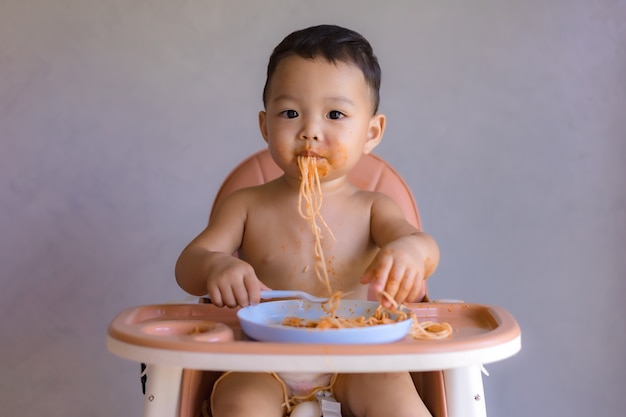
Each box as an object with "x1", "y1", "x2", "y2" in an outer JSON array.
[{"x1": 2, "y1": 1, "x2": 625, "y2": 416}]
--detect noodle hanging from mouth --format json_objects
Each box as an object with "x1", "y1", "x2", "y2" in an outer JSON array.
[{"x1": 297, "y1": 156, "x2": 335, "y2": 296}]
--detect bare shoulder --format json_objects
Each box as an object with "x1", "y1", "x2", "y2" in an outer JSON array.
[
  {"x1": 191, "y1": 180, "x2": 285, "y2": 252},
  {"x1": 366, "y1": 189, "x2": 414, "y2": 226},
  {"x1": 355, "y1": 188, "x2": 403, "y2": 214},
  {"x1": 212, "y1": 179, "x2": 282, "y2": 216}
]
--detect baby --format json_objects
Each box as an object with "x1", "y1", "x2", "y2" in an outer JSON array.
[{"x1": 176, "y1": 24, "x2": 439, "y2": 417}]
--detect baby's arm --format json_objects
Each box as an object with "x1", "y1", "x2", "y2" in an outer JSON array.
[
  {"x1": 175, "y1": 191, "x2": 267, "y2": 307},
  {"x1": 360, "y1": 194, "x2": 440, "y2": 306}
]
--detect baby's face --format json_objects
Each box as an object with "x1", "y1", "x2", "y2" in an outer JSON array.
[{"x1": 260, "y1": 56, "x2": 384, "y2": 183}]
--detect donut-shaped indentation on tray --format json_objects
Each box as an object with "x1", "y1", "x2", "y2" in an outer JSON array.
[{"x1": 141, "y1": 320, "x2": 234, "y2": 342}]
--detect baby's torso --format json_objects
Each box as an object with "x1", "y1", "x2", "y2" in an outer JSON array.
[{"x1": 238, "y1": 180, "x2": 379, "y2": 298}]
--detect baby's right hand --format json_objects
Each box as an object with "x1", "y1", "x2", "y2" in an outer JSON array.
[{"x1": 204, "y1": 253, "x2": 267, "y2": 308}]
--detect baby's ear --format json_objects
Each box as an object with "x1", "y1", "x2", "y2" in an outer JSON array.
[
  {"x1": 259, "y1": 111, "x2": 269, "y2": 143},
  {"x1": 363, "y1": 113, "x2": 386, "y2": 154}
]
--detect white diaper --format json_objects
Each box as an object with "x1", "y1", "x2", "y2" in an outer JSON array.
[
  {"x1": 274, "y1": 372, "x2": 340, "y2": 416},
  {"x1": 277, "y1": 372, "x2": 334, "y2": 397}
]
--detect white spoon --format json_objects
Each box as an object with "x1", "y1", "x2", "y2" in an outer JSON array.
[{"x1": 261, "y1": 290, "x2": 329, "y2": 303}]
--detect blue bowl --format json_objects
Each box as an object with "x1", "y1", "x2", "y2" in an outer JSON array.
[{"x1": 237, "y1": 299, "x2": 412, "y2": 344}]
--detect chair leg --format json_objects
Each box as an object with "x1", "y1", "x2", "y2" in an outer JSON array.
[
  {"x1": 142, "y1": 364, "x2": 184, "y2": 417},
  {"x1": 443, "y1": 365, "x2": 487, "y2": 417}
]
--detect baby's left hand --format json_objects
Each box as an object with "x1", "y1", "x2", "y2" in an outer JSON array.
[{"x1": 360, "y1": 235, "x2": 427, "y2": 307}]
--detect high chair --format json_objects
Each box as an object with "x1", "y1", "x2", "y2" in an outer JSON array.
[{"x1": 107, "y1": 150, "x2": 521, "y2": 417}]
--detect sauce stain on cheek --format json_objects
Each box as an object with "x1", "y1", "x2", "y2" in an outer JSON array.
[
  {"x1": 317, "y1": 160, "x2": 329, "y2": 177},
  {"x1": 335, "y1": 148, "x2": 349, "y2": 168}
]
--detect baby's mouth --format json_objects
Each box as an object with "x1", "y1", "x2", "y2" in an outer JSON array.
[
  {"x1": 297, "y1": 150, "x2": 323, "y2": 159},
  {"x1": 297, "y1": 153, "x2": 330, "y2": 178}
]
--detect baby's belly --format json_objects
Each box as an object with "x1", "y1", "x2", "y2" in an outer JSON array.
[{"x1": 243, "y1": 252, "x2": 375, "y2": 298}]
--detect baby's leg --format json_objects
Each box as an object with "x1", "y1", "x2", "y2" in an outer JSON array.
[
  {"x1": 211, "y1": 372, "x2": 285, "y2": 417},
  {"x1": 334, "y1": 372, "x2": 432, "y2": 417}
]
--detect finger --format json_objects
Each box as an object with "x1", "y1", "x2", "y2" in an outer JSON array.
[
  {"x1": 250, "y1": 281, "x2": 272, "y2": 305},
  {"x1": 366, "y1": 256, "x2": 393, "y2": 294},
  {"x1": 240, "y1": 270, "x2": 267, "y2": 306},
  {"x1": 406, "y1": 274, "x2": 424, "y2": 303},
  {"x1": 207, "y1": 288, "x2": 224, "y2": 307},
  {"x1": 229, "y1": 275, "x2": 252, "y2": 307},
  {"x1": 394, "y1": 272, "x2": 415, "y2": 304},
  {"x1": 383, "y1": 266, "x2": 403, "y2": 306},
  {"x1": 219, "y1": 285, "x2": 239, "y2": 309},
  {"x1": 234, "y1": 287, "x2": 250, "y2": 307},
  {"x1": 394, "y1": 269, "x2": 418, "y2": 305}
]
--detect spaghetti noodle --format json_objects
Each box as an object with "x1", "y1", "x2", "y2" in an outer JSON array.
[
  {"x1": 291, "y1": 156, "x2": 452, "y2": 340},
  {"x1": 297, "y1": 156, "x2": 335, "y2": 295},
  {"x1": 282, "y1": 291, "x2": 453, "y2": 340}
]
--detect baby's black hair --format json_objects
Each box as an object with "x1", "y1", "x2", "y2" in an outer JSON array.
[{"x1": 262, "y1": 24, "x2": 381, "y2": 113}]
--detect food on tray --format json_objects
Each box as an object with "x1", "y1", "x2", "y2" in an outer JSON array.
[{"x1": 281, "y1": 291, "x2": 452, "y2": 340}]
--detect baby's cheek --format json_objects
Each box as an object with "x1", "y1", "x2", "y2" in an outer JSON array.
[
  {"x1": 331, "y1": 147, "x2": 349, "y2": 167},
  {"x1": 316, "y1": 159, "x2": 330, "y2": 177}
]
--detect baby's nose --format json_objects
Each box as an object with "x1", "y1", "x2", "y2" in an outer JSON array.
[
  {"x1": 300, "y1": 133, "x2": 319, "y2": 140},
  {"x1": 299, "y1": 118, "x2": 321, "y2": 140}
]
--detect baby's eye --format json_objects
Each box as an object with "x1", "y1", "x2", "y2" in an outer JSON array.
[
  {"x1": 280, "y1": 110, "x2": 299, "y2": 119},
  {"x1": 328, "y1": 110, "x2": 345, "y2": 120}
]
